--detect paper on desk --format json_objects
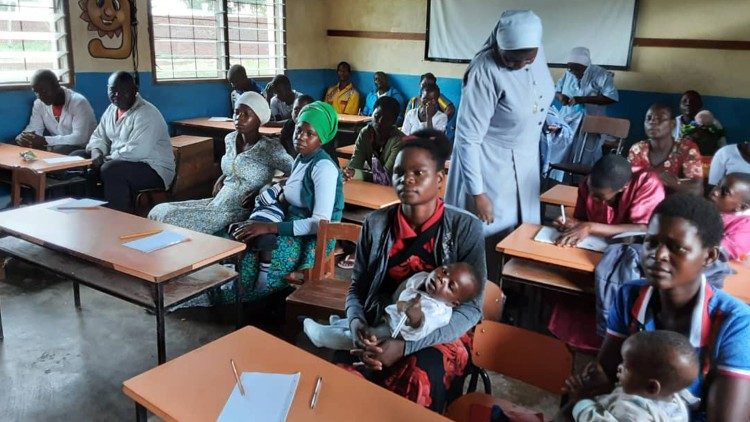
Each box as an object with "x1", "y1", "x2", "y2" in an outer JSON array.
[
  {"x1": 217, "y1": 372, "x2": 300, "y2": 422},
  {"x1": 42, "y1": 156, "x2": 86, "y2": 164},
  {"x1": 533, "y1": 226, "x2": 608, "y2": 253},
  {"x1": 121, "y1": 230, "x2": 190, "y2": 253},
  {"x1": 209, "y1": 117, "x2": 233, "y2": 122},
  {"x1": 53, "y1": 198, "x2": 107, "y2": 212}
]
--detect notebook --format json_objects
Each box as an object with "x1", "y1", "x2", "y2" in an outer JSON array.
[
  {"x1": 53, "y1": 198, "x2": 107, "y2": 212},
  {"x1": 533, "y1": 226, "x2": 608, "y2": 253},
  {"x1": 121, "y1": 230, "x2": 190, "y2": 253},
  {"x1": 217, "y1": 372, "x2": 300, "y2": 422},
  {"x1": 43, "y1": 156, "x2": 86, "y2": 164}
]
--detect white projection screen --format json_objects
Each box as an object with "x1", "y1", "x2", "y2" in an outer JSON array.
[{"x1": 426, "y1": 0, "x2": 638, "y2": 69}]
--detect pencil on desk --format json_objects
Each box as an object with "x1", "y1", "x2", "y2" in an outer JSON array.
[
  {"x1": 310, "y1": 376, "x2": 322, "y2": 409},
  {"x1": 560, "y1": 205, "x2": 566, "y2": 225},
  {"x1": 230, "y1": 359, "x2": 246, "y2": 396},
  {"x1": 119, "y1": 229, "x2": 162, "y2": 240}
]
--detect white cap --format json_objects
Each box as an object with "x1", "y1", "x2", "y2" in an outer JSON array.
[
  {"x1": 495, "y1": 10, "x2": 543, "y2": 50},
  {"x1": 235, "y1": 91, "x2": 271, "y2": 125},
  {"x1": 567, "y1": 47, "x2": 591, "y2": 66}
]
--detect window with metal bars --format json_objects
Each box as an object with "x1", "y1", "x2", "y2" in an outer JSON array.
[
  {"x1": 148, "y1": 0, "x2": 285, "y2": 82},
  {"x1": 0, "y1": 0, "x2": 72, "y2": 87}
]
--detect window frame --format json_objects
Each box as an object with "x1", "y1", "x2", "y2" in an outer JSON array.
[
  {"x1": 0, "y1": 0, "x2": 75, "y2": 91},
  {"x1": 146, "y1": 0, "x2": 287, "y2": 85}
]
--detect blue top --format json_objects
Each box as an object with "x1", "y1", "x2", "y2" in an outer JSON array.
[
  {"x1": 608, "y1": 277, "x2": 750, "y2": 411},
  {"x1": 362, "y1": 87, "x2": 405, "y2": 117}
]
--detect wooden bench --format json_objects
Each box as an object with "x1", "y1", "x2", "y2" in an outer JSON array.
[{"x1": 0, "y1": 237, "x2": 239, "y2": 355}]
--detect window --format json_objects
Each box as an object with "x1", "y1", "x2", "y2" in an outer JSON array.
[
  {"x1": 149, "y1": 0, "x2": 285, "y2": 82},
  {"x1": 0, "y1": 0, "x2": 72, "y2": 86}
]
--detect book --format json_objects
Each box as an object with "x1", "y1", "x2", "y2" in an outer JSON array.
[
  {"x1": 533, "y1": 226, "x2": 608, "y2": 253},
  {"x1": 121, "y1": 230, "x2": 189, "y2": 253},
  {"x1": 217, "y1": 372, "x2": 300, "y2": 422}
]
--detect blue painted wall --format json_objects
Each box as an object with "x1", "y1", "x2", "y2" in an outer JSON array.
[{"x1": 3, "y1": 69, "x2": 749, "y2": 144}]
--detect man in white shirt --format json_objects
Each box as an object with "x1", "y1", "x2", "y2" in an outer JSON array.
[
  {"x1": 75, "y1": 72, "x2": 175, "y2": 213},
  {"x1": 16, "y1": 69, "x2": 97, "y2": 154}
]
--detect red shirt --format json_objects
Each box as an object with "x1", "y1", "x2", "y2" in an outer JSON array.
[
  {"x1": 52, "y1": 104, "x2": 63, "y2": 122},
  {"x1": 574, "y1": 170, "x2": 665, "y2": 225},
  {"x1": 386, "y1": 199, "x2": 445, "y2": 284}
]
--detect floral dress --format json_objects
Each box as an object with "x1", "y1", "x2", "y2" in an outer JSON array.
[
  {"x1": 148, "y1": 132, "x2": 293, "y2": 234},
  {"x1": 627, "y1": 138, "x2": 704, "y2": 179}
]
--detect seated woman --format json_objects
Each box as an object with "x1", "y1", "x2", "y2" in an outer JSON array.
[
  {"x1": 401, "y1": 84, "x2": 448, "y2": 135},
  {"x1": 568, "y1": 194, "x2": 750, "y2": 421},
  {"x1": 222, "y1": 101, "x2": 344, "y2": 302},
  {"x1": 553, "y1": 154, "x2": 665, "y2": 246},
  {"x1": 344, "y1": 129, "x2": 486, "y2": 412},
  {"x1": 628, "y1": 103, "x2": 704, "y2": 195},
  {"x1": 708, "y1": 141, "x2": 750, "y2": 188},
  {"x1": 343, "y1": 96, "x2": 404, "y2": 185},
  {"x1": 148, "y1": 92, "x2": 293, "y2": 234}
]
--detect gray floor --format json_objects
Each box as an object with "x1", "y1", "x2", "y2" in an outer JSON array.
[{"x1": 0, "y1": 259, "x2": 567, "y2": 421}]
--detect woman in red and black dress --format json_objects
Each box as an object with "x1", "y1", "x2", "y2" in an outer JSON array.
[{"x1": 344, "y1": 130, "x2": 486, "y2": 412}]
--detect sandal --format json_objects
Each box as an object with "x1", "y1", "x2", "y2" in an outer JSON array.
[{"x1": 336, "y1": 253, "x2": 356, "y2": 270}]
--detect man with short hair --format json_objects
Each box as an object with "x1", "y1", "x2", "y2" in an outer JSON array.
[
  {"x1": 361, "y1": 71, "x2": 405, "y2": 117},
  {"x1": 16, "y1": 69, "x2": 97, "y2": 154},
  {"x1": 77, "y1": 71, "x2": 175, "y2": 213},
  {"x1": 227, "y1": 64, "x2": 262, "y2": 112}
]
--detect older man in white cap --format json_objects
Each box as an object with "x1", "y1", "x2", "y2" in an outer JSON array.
[
  {"x1": 445, "y1": 9, "x2": 555, "y2": 279},
  {"x1": 551, "y1": 47, "x2": 619, "y2": 170}
]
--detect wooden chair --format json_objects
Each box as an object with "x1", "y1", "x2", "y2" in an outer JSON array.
[
  {"x1": 445, "y1": 320, "x2": 573, "y2": 421},
  {"x1": 548, "y1": 115, "x2": 630, "y2": 185},
  {"x1": 462, "y1": 281, "x2": 505, "y2": 394},
  {"x1": 285, "y1": 220, "x2": 362, "y2": 336}
]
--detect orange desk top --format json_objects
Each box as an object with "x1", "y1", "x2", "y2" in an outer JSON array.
[
  {"x1": 336, "y1": 144, "x2": 355, "y2": 158},
  {"x1": 123, "y1": 326, "x2": 446, "y2": 422},
  {"x1": 338, "y1": 114, "x2": 372, "y2": 125},
  {"x1": 496, "y1": 223, "x2": 602, "y2": 273},
  {"x1": 172, "y1": 117, "x2": 282, "y2": 136},
  {"x1": 0, "y1": 143, "x2": 92, "y2": 173},
  {"x1": 724, "y1": 260, "x2": 750, "y2": 304},
  {"x1": 343, "y1": 180, "x2": 400, "y2": 210},
  {"x1": 0, "y1": 200, "x2": 245, "y2": 283},
  {"x1": 539, "y1": 185, "x2": 578, "y2": 208}
]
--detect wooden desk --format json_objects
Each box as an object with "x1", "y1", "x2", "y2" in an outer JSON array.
[
  {"x1": 0, "y1": 143, "x2": 92, "y2": 206},
  {"x1": 123, "y1": 326, "x2": 446, "y2": 422},
  {"x1": 336, "y1": 144, "x2": 355, "y2": 158},
  {"x1": 0, "y1": 200, "x2": 246, "y2": 363},
  {"x1": 343, "y1": 180, "x2": 399, "y2": 210},
  {"x1": 540, "y1": 185, "x2": 578, "y2": 209},
  {"x1": 172, "y1": 117, "x2": 282, "y2": 137},
  {"x1": 724, "y1": 260, "x2": 750, "y2": 304},
  {"x1": 170, "y1": 135, "x2": 218, "y2": 199},
  {"x1": 338, "y1": 114, "x2": 372, "y2": 125},
  {"x1": 496, "y1": 223, "x2": 602, "y2": 274}
]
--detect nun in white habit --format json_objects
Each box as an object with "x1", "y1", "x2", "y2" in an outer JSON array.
[{"x1": 445, "y1": 10, "x2": 554, "y2": 278}]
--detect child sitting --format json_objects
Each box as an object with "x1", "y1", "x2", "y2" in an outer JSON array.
[
  {"x1": 562, "y1": 330, "x2": 698, "y2": 422},
  {"x1": 682, "y1": 110, "x2": 726, "y2": 156},
  {"x1": 303, "y1": 262, "x2": 482, "y2": 349},
  {"x1": 709, "y1": 172, "x2": 750, "y2": 260},
  {"x1": 553, "y1": 154, "x2": 665, "y2": 247}
]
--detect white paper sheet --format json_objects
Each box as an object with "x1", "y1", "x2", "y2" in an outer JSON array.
[
  {"x1": 53, "y1": 198, "x2": 107, "y2": 213},
  {"x1": 42, "y1": 156, "x2": 86, "y2": 164},
  {"x1": 209, "y1": 117, "x2": 233, "y2": 122},
  {"x1": 217, "y1": 372, "x2": 300, "y2": 422},
  {"x1": 121, "y1": 230, "x2": 190, "y2": 253},
  {"x1": 533, "y1": 226, "x2": 608, "y2": 253}
]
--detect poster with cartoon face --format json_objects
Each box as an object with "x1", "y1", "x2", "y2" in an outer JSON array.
[{"x1": 79, "y1": 0, "x2": 134, "y2": 59}]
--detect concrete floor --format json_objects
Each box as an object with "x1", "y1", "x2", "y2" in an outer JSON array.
[{"x1": 0, "y1": 258, "x2": 566, "y2": 421}]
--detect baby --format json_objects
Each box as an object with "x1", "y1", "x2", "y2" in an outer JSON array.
[
  {"x1": 230, "y1": 182, "x2": 285, "y2": 252},
  {"x1": 565, "y1": 330, "x2": 699, "y2": 422},
  {"x1": 303, "y1": 262, "x2": 482, "y2": 350},
  {"x1": 683, "y1": 109, "x2": 724, "y2": 156},
  {"x1": 709, "y1": 172, "x2": 750, "y2": 261}
]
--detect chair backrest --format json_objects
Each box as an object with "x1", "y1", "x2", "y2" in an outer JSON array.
[
  {"x1": 309, "y1": 220, "x2": 362, "y2": 280},
  {"x1": 472, "y1": 320, "x2": 573, "y2": 394},
  {"x1": 481, "y1": 281, "x2": 504, "y2": 322},
  {"x1": 580, "y1": 115, "x2": 630, "y2": 140}
]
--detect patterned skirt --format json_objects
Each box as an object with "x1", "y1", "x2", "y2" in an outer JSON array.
[{"x1": 339, "y1": 332, "x2": 472, "y2": 412}]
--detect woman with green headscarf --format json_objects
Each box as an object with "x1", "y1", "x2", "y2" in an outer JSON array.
[{"x1": 216, "y1": 101, "x2": 344, "y2": 304}]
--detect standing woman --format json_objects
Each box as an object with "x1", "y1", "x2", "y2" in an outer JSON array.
[{"x1": 445, "y1": 10, "x2": 555, "y2": 278}]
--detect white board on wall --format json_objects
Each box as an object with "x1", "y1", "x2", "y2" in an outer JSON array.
[{"x1": 426, "y1": 0, "x2": 638, "y2": 68}]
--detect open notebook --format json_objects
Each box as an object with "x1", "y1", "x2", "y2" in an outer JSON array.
[
  {"x1": 218, "y1": 372, "x2": 300, "y2": 422},
  {"x1": 533, "y1": 226, "x2": 609, "y2": 253}
]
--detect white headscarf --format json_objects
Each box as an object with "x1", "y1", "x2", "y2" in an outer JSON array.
[
  {"x1": 480, "y1": 10, "x2": 543, "y2": 54},
  {"x1": 235, "y1": 91, "x2": 271, "y2": 125},
  {"x1": 567, "y1": 47, "x2": 591, "y2": 66}
]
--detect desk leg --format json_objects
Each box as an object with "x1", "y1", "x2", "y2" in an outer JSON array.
[
  {"x1": 34, "y1": 173, "x2": 46, "y2": 203},
  {"x1": 155, "y1": 284, "x2": 166, "y2": 364},
  {"x1": 10, "y1": 170, "x2": 21, "y2": 207},
  {"x1": 234, "y1": 253, "x2": 244, "y2": 330},
  {"x1": 73, "y1": 282, "x2": 81, "y2": 309},
  {"x1": 135, "y1": 403, "x2": 147, "y2": 422}
]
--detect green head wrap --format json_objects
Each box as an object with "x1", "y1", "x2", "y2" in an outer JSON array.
[{"x1": 297, "y1": 101, "x2": 339, "y2": 144}]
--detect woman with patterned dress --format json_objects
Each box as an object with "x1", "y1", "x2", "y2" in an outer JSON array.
[
  {"x1": 148, "y1": 92, "x2": 293, "y2": 234},
  {"x1": 627, "y1": 103, "x2": 703, "y2": 195}
]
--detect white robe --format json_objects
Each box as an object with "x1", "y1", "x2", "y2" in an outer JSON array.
[{"x1": 445, "y1": 47, "x2": 555, "y2": 238}]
